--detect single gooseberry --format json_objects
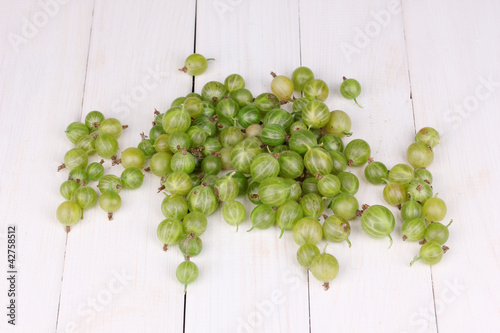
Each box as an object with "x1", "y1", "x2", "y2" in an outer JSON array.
[
  {"x1": 344, "y1": 139, "x2": 370, "y2": 166},
  {"x1": 304, "y1": 147, "x2": 333, "y2": 176},
  {"x1": 99, "y1": 191, "x2": 122, "y2": 220},
  {"x1": 250, "y1": 153, "x2": 280, "y2": 182},
  {"x1": 65, "y1": 122, "x2": 89, "y2": 143},
  {"x1": 310, "y1": 247, "x2": 339, "y2": 290},
  {"x1": 303, "y1": 79, "x2": 329, "y2": 101},
  {"x1": 85, "y1": 110, "x2": 105, "y2": 130},
  {"x1": 424, "y1": 220, "x2": 453, "y2": 244},
  {"x1": 330, "y1": 193, "x2": 359, "y2": 220},
  {"x1": 400, "y1": 199, "x2": 424, "y2": 221},
  {"x1": 291, "y1": 66, "x2": 314, "y2": 91},
  {"x1": 302, "y1": 100, "x2": 330, "y2": 129},
  {"x1": 100, "y1": 118, "x2": 124, "y2": 139},
  {"x1": 276, "y1": 200, "x2": 304, "y2": 238},
  {"x1": 224, "y1": 73, "x2": 245, "y2": 92},
  {"x1": 317, "y1": 174, "x2": 341, "y2": 198},
  {"x1": 340, "y1": 77, "x2": 362, "y2": 107},
  {"x1": 296, "y1": 243, "x2": 320, "y2": 269},
  {"x1": 157, "y1": 218, "x2": 183, "y2": 250},
  {"x1": 388, "y1": 163, "x2": 414, "y2": 184},
  {"x1": 56, "y1": 201, "x2": 82, "y2": 232},
  {"x1": 59, "y1": 180, "x2": 80, "y2": 200},
  {"x1": 364, "y1": 161, "x2": 388, "y2": 185},
  {"x1": 258, "y1": 177, "x2": 289, "y2": 207},
  {"x1": 179, "y1": 53, "x2": 213, "y2": 76},
  {"x1": 361, "y1": 205, "x2": 395, "y2": 248},
  {"x1": 383, "y1": 181, "x2": 407, "y2": 207},
  {"x1": 407, "y1": 180, "x2": 433, "y2": 203},
  {"x1": 402, "y1": 217, "x2": 426, "y2": 241},
  {"x1": 73, "y1": 186, "x2": 98, "y2": 210},
  {"x1": 176, "y1": 260, "x2": 199, "y2": 292},
  {"x1": 422, "y1": 195, "x2": 447, "y2": 222},
  {"x1": 231, "y1": 88, "x2": 253, "y2": 108},
  {"x1": 87, "y1": 160, "x2": 105, "y2": 181},
  {"x1": 222, "y1": 200, "x2": 246, "y2": 232},
  {"x1": 323, "y1": 215, "x2": 351, "y2": 247},
  {"x1": 337, "y1": 172, "x2": 359, "y2": 195},
  {"x1": 95, "y1": 134, "x2": 119, "y2": 159},
  {"x1": 187, "y1": 185, "x2": 219, "y2": 216},
  {"x1": 300, "y1": 193, "x2": 325, "y2": 219},
  {"x1": 410, "y1": 241, "x2": 446, "y2": 266},
  {"x1": 415, "y1": 127, "x2": 439, "y2": 148},
  {"x1": 407, "y1": 142, "x2": 434, "y2": 169},
  {"x1": 182, "y1": 212, "x2": 207, "y2": 236},
  {"x1": 179, "y1": 233, "x2": 203, "y2": 257},
  {"x1": 248, "y1": 205, "x2": 275, "y2": 231},
  {"x1": 161, "y1": 194, "x2": 188, "y2": 220},
  {"x1": 324, "y1": 111, "x2": 352, "y2": 138},
  {"x1": 270, "y1": 72, "x2": 294, "y2": 101},
  {"x1": 98, "y1": 174, "x2": 122, "y2": 194},
  {"x1": 120, "y1": 147, "x2": 145, "y2": 169}
]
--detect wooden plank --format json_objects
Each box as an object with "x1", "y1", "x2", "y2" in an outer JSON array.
[
  {"x1": 299, "y1": 0, "x2": 438, "y2": 332},
  {"x1": 402, "y1": 0, "x2": 500, "y2": 331},
  {"x1": 55, "y1": 1, "x2": 196, "y2": 332},
  {"x1": 0, "y1": 1, "x2": 94, "y2": 332},
  {"x1": 184, "y1": 1, "x2": 311, "y2": 332}
]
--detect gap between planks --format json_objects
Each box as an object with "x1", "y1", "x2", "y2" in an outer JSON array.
[
  {"x1": 54, "y1": 1, "x2": 96, "y2": 331},
  {"x1": 184, "y1": 1, "x2": 198, "y2": 332},
  {"x1": 400, "y1": 1, "x2": 439, "y2": 332}
]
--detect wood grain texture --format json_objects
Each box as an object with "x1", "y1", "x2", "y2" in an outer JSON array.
[
  {"x1": 299, "y1": 0, "x2": 437, "y2": 332},
  {"x1": 403, "y1": 0, "x2": 500, "y2": 331},
  {"x1": 184, "y1": 1, "x2": 310, "y2": 333},
  {"x1": 0, "y1": 1, "x2": 94, "y2": 332},
  {"x1": 55, "y1": 1, "x2": 195, "y2": 332}
]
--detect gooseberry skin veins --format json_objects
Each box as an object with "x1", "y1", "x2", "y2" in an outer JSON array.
[
  {"x1": 297, "y1": 244, "x2": 320, "y2": 268},
  {"x1": 56, "y1": 201, "x2": 82, "y2": 228},
  {"x1": 340, "y1": 77, "x2": 362, "y2": 107},
  {"x1": 176, "y1": 260, "x2": 199, "y2": 292},
  {"x1": 181, "y1": 53, "x2": 210, "y2": 76}
]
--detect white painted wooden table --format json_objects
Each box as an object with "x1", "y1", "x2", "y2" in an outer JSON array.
[{"x1": 1, "y1": 0, "x2": 499, "y2": 332}]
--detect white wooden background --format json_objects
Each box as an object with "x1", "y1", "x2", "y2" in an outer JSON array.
[{"x1": 0, "y1": 0, "x2": 499, "y2": 332}]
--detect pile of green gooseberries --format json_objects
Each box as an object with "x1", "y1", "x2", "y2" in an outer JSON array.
[
  {"x1": 56, "y1": 55, "x2": 453, "y2": 292},
  {"x1": 364, "y1": 126, "x2": 451, "y2": 264},
  {"x1": 56, "y1": 111, "x2": 147, "y2": 231}
]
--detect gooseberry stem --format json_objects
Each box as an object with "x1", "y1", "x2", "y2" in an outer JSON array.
[
  {"x1": 345, "y1": 238, "x2": 352, "y2": 248},
  {"x1": 446, "y1": 219, "x2": 453, "y2": 228},
  {"x1": 410, "y1": 255, "x2": 421, "y2": 266},
  {"x1": 279, "y1": 227, "x2": 285, "y2": 239},
  {"x1": 66, "y1": 226, "x2": 71, "y2": 233},
  {"x1": 353, "y1": 98, "x2": 363, "y2": 108},
  {"x1": 387, "y1": 234, "x2": 393, "y2": 249}
]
